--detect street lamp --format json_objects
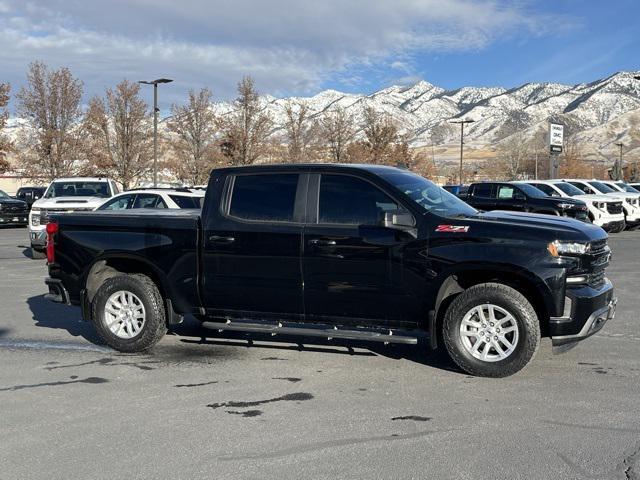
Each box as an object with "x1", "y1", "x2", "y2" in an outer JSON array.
[
  {"x1": 139, "y1": 78, "x2": 173, "y2": 187},
  {"x1": 614, "y1": 142, "x2": 624, "y2": 180},
  {"x1": 450, "y1": 119, "x2": 475, "y2": 185}
]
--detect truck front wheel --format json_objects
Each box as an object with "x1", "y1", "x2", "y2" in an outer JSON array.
[
  {"x1": 92, "y1": 274, "x2": 167, "y2": 352},
  {"x1": 442, "y1": 283, "x2": 540, "y2": 377}
]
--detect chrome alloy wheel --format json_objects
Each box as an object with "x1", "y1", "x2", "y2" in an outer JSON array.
[
  {"x1": 459, "y1": 304, "x2": 519, "y2": 362},
  {"x1": 104, "y1": 290, "x2": 146, "y2": 339}
]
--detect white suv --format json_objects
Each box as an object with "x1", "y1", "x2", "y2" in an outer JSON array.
[
  {"x1": 563, "y1": 179, "x2": 640, "y2": 231},
  {"x1": 29, "y1": 178, "x2": 118, "y2": 258},
  {"x1": 520, "y1": 180, "x2": 625, "y2": 232},
  {"x1": 95, "y1": 189, "x2": 205, "y2": 210}
]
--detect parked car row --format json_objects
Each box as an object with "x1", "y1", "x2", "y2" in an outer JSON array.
[{"x1": 450, "y1": 179, "x2": 640, "y2": 233}]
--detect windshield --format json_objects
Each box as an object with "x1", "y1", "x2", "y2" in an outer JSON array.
[
  {"x1": 378, "y1": 170, "x2": 477, "y2": 217},
  {"x1": 44, "y1": 181, "x2": 110, "y2": 199},
  {"x1": 0, "y1": 190, "x2": 9, "y2": 198},
  {"x1": 616, "y1": 182, "x2": 640, "y2": 193},
  {"x1": 588, "y1": 181, "x2": 615, "y2": 193},
  {"x1": 516, "y1": 183, "x2": 547, "y2": 198},
  {"x1": 554, "y1": 182, "x2": 585, "y2": 197}
]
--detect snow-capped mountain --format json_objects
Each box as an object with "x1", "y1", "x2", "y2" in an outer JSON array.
[
  {"x1": 4, "y1": 71, "x2": 640, "y2": 164},
  {"x1": 212, "y1": 70, "x2": 640, "y2": 160}
]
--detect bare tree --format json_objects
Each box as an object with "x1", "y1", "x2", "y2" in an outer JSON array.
[
  {"x1": 84, "y1": 80, "x2": 153, "y2": 189},
  {"x1": 0, "y1": 83, "x2": 10, "y2": 173},
  {"x1": 167, "y1": 88, "x2": 220, "y2": 184},
  {"x1": 494, "y1": 129, "x2": 530, "y2": 180},
  {"x1": 319, "y1": 106, "x2": 355, "y2": 163},
  {"x1": 390, "y1": 135, "x2": 437, "y2": 178},
  {"x1": 219, "y1": 76, "x2": 272, "y2": 166},
  {"x1": 361, "y1": 106, "x2": 398, "y2": 164},
  {"x1": 282, "y1": 100, "x2": 318, "y2": 163},
  {"x1": 16, "y1": 62, "x2": 84, "y2": 181},
  {"x1": 560, "y1": 135, "x2": 593, "y2": 178}
]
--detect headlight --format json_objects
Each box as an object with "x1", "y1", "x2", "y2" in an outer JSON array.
[
  {"x1": 31, "y1": 209, "x2": 41, "y2": 226},
  {"x1": 594, "y1": 202, "x2": 606, "y2": 210},
  {"x1": 557, "y1": 203, "x2": 574, "y2": 209},
  {"x1": 548, "y1": 240, "x2": 589, "y2": 257}
]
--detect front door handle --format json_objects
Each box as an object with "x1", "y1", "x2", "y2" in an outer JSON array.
[
  {"x1": 209, "y1": 235, "x2": 235, "y2": 244},
  {"x1": 309, "y1": 239, "x2": 337, "y2": 246}
]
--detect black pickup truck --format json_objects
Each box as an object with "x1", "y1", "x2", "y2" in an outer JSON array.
[
  {"x1": 464, "y1": 182, "x2": 589, "y2": 221},
  {"x1": 44, "y1": 165, "x2": 616, "y2": 377}
]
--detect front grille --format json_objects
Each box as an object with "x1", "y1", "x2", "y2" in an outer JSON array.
[
  {"x1": 589, "y1": 270, "x2": 606, "y2": 288},
  {"x1": 3, "y1": 205, "x2": 28, "y2": 214},
  {"x1": 607, "y1": 202, "x2": 623, "y2": 214},
  {"x1": 41, "y1": 207, "x2": 94, "y2": 223},
  {"x1": 589, "y1": 238, "x2": 608, "y2": 255}
]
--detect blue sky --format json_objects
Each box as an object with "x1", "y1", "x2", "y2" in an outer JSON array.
[{"x1": 0, "y1": 0, "x2": 638, "y2": 108}]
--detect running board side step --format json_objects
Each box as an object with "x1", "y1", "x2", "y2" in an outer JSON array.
[{"x1": 202, "y1": 320, "x2": 418, "y2": 345}]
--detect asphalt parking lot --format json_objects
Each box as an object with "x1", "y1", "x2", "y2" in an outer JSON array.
[{"x1": 0, "y1": 226, "x2": 639, "y2": 480}]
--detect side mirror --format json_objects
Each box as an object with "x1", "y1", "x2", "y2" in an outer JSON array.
[{"x1": 383, "y1": 211, "x2": 417, "y2": 237}]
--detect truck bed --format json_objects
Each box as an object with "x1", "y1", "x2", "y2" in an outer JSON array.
[{"x1": 49, "y1": 209, "x2": 201, "y2": 313}]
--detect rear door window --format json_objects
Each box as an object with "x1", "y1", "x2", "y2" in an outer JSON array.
[
  {"x1": 229, "y1": 174, "x2": 299, "y2": 222},
  {"x1": 169, "y1": 195, "x2": 201, "y2": 209},
  {"x1": 472, "y1": 183, "x2": 493, "y2": 198}
]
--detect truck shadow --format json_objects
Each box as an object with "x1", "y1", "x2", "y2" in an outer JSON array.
[
  {"x1": 25, "y1": 300, "x2": 461, "y2": 373},
  {"x1": 27, "y1": 295, "x2": 104, "y2": 345},
  {"x1": 171, "y1": 319, "x2": 461, "y2": 374}
]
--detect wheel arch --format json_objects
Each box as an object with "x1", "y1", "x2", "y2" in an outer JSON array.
[
  {"x1": 433, "y1": 265, "x2": 553, "y2": 340},
  {"x1": 83, "y1": 253, "x2": 174, "y2": 308}
]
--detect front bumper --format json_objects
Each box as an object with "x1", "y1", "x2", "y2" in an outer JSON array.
[
  {"x1": 30, "y1": 229, "x2": 47, "y2": 248},
  {"x1": 601, "y1": 220, "x2": 625, "y2": 232},
  {"x1": 550, "y1": 280, "x2": 616, "y2": 346},
  {"x1": 0, "y1": 213, "x2": 28, "y2": 225}
]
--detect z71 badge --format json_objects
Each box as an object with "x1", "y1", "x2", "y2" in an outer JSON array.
[{"x1": 435, "y1": 225, "x2": 470, "y2": 233}]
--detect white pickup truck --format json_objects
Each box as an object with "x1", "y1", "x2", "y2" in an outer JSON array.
[{"x1": 28, "y1": 177, "x2": 118, "y2": 258}]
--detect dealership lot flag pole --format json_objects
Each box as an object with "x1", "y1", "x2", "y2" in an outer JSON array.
[{"x1": 139, "y1": 78, "x2": 174, "y2": 188}]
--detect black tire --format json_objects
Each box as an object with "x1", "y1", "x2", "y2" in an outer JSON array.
[
  {"x1": 442, "y1": 283, "x2": 540, "y2": 377},
  {"x1": 31, "y1": 246, "x2": 46, "y2": 259},
  {"x1": 91, "y1": 274, "x2": 167, "y2": 352}
]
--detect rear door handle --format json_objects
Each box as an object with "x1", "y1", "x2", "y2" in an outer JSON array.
[
  {"x1": 209, "y1": 235, "x2": 235, "y2": 244},
  {"x1": 309, "y1": 239, "x2": 337, "y2": 246}
]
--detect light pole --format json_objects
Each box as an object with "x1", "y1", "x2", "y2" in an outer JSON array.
[
  {"x1": 139, "y1": 78, "x2": 173, "y2": 187},
  {"x1": 614, "y1": 142, "x2": 624, "y2": 180},
  {"x1": 450, "y1": 119, "x2": 475, "y2": 185}
]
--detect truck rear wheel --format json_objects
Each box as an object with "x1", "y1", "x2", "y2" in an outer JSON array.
[
  {"x1": 442, "y1": 283, "x2": 540, "y2": 377},
  {"x1": 31, "y1": 246, "x2": 46, "y2": 259},
  {"x1": 92, "y1": 274, "x2": 167, "y2": 352}
]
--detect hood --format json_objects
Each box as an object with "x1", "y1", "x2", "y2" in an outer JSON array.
[
  {"x1": 603, "y1": 191, "x2": 640, "y2": 200},
  {"x1": 470, "y1": 210, "x2": 606, "y2": 242},
  {"x1": 0, "y1": 197, "x2": 28, "y2": 207},
  {"x1": 540, "y1": 196, "x2": 585, "y2": 207},
  {"x1": 32, "y1": 196, "x2": 109, "y2": 209},
  {"x1": 574, "y1": 194, "x2": 619, "y2": 203}
]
